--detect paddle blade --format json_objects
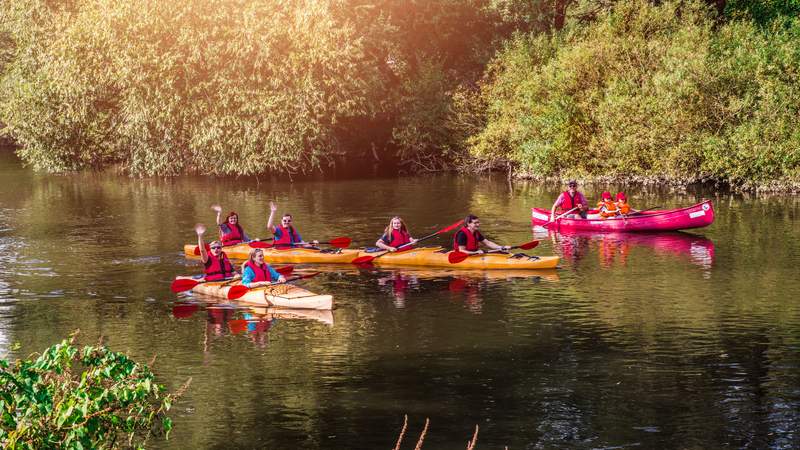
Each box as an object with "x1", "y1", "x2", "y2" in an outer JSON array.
[
  {"x1": 448, "y1": 251, "x2": 469, "y2": 264},
  {"x1": 518, "y1": 240, "x2": 540, "y2": 250},
  {"x1": 275, "y1": 265, "x2": 294, "y2": 276},
  {"x1": 227, "y1": 285, "x2": 250, "y2": 300},
  {"x1": 228, "y1": 319, "x2": 248, "y2": 334},
  {"x1": 193, "y1": 246, "x2": 200, "y2": 256},
  {"x1": 171, "y1": 278, "x2": 200, "y2": 293},
  {"x1": 439, "y1": 219, "x2": 465, "y2": 234},
  {"x1": 329, "y1": 237, "x2": 351, "y2": 248},
  {"x1": 249, "y1": 241, "x2": 272, "y2": 249},
  {"x1": 351, "y1": 255, "x2": 375, "y2": 265}
]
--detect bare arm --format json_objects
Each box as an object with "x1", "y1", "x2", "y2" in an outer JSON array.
[
  {"x1": 482, "y1": 238, "x2": 509, "y2": 252},
  {"x1": 267, "y1": 201, "x2": 277, "y2": 231},
  {"x1": 376, "y1": 239, "x2": 396, "y2": 252},
  {"x1": 212, "y1": 205, "x2": 223, "y2": 225},
  {"x1": 550, "y1": 195, "x2": 561, "y2": 220},
  {"x1": 196, "y1": 224, "x2": 209, "y2": 264}
]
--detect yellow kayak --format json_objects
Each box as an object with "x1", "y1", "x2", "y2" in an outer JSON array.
[
  {"x1": 183, "y1": 243, "x2": 360, "y2": 263},
  {"x1": 183, "y1": 244, "x2": 559, "y2": 269},
  {"x1": 357, "y1": 247, "x2": 560, "y2": 269},
  {"x1": 191, "y1": 281, "x2": 333, "y2": 310}
]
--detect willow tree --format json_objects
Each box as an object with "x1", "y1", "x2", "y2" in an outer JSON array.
[{"x1": 0, "y1": 0, "x2": 386, "y2": 175}]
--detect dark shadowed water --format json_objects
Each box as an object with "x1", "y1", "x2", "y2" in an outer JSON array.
[{"x1": 1, "y1": 151, "x2": 799, "y2": 449}]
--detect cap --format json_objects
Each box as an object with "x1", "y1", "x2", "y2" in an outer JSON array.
[
  {"x1": 601, "y1": 191, "x2": 612, "y2": 200},
  {"x1": 567, "y1": 180, "x2": 578, "y2": 187},
  {"x1": 616, "y1": 192, "x2": 627, "y2": 201}
]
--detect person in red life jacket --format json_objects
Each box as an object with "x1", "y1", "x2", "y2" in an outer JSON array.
[
  {"x1": 550, "y1": 180, "x2": 588, "y2": 221},
  {"x1": 597, "y1": 191, "x2": 619, "y2": 219},
  {"x1": 616, "y1": 192, "x2": 635, "y2": 215},
  {"x1": 267, "y1": 201, "x2": 319, "y2": 248},
  {"x1": 212, "y1": 205, "x2": 252, "y2": 246},
  {"x1": 241, "y1": 248, "x2": 285, "y2": 288},
  {"x1": 196, "y1": 224, "x2": 237, "y2": 281},
  {"x1": 452, "y1": 214, "x2": 510, "y2": 255},
  {"x1": 375, "y1": 216, "x2": 419, "y2": 252}
]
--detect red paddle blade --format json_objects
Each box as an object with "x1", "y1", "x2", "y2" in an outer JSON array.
[
  {"x1": 227, "y1": 285, "x2": 250, "y2": 300},
  {"x1": 351, "y1": 255, "x2": 375, "y2": 265},
  {"x1": 249, "y1": 241, "x2": 272, "y2": 249},
  {"x1": 448, "y1": 251, "x2": 469, "y2": 264},
  {"x1": 228, "y1": 319, "x2": 248, "y2": 334},
  {"x1": 171, "y1": 278, "x2": 200, "y2": 293},
  {"x1": 193, "y1": 243, "x2": 211, "y2": 255},
  {"x1": 329, "y1": 237, "x2": 351, "y2": 248},
  {"x1": 439, "y1": 219, "x2": 465, "y2": 234},
  {"x1": 275, "y1": 265, "x2": 294, "y2": 276},
  {"x1": 518, "y1": 240, "x2": 540, "y2": 250}
]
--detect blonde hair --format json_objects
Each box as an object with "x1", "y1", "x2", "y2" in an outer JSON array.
[
  {"x1": 242, "y1": 248, "x2": 263, "y2": 272},
  {"x1": 383, "y1": 216, "x2": 409, "y2": 238}
]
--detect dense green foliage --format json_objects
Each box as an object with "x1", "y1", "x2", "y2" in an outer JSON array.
[
  {"x1": 1, "y1": 0, "x2": 799, "y2": 188},
  {"x1": 0, "y1": 333, "x2": 186, "y2": 449},
  {"x1": 471, "y1": 0, "x2": 800, "y2": 188}
]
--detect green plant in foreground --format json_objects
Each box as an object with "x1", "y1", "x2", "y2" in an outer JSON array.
[{"x1": 0, "y1": 331, "x2": 190, "y2": 449}]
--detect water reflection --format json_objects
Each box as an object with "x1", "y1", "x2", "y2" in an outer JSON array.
[{"x1": 540, "y1": 229, "x2": 715, "y2": 270}]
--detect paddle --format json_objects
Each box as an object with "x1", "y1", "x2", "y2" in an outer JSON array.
[
  {"x1": 539, "y1": 207, "x2": 578, "y2": 228},
  {"x1": 351, "y1": 219, "x2": 464, "y2": 265},
  {"x1": 448, "y1": 240, "x2": 540, "y2": 264},
  {"x1": 193, "y1": 238, "x2": 273, "y2": 255},
  {"x1": 271, "y1": 236, "x2": 352, "y2": 249},
  {"x1": 170, "y1": 265, "x2": 292, "y2": 294},
  {"x1": 626, "y1": 206, "x2": 663, "y2": 217},
  {"x1": 226, "y1": 272, "x2": 321, "y2": 300}
]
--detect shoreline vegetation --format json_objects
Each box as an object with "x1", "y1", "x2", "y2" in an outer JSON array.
[{"x1": 1, "y1": 0, "x2": 799, "y2": 192}]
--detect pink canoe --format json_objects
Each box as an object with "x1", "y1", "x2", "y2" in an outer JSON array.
[{"x1": 531, "y1": 200, "x2": 714, "y2": 232}]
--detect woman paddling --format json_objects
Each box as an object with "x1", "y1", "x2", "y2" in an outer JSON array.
[
  {"x1": 241, "y1": 248, "x2": 286, "y2": 288},
  {"x1": 212, "y1": 205, "x2": 251, "y2": 246},
  {"x1": 453, "y1": 215, "x2": 510, "y2": 255},
  {"x1": 375, "y1": 216, "x2": 419, "y2": 252},
  {"x1": 267, "y1": 201, "x2": 318, "y2": 248}
]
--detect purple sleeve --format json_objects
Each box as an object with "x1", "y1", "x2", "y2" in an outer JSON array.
[
  {"x1": 578, "y1": 193, "x2": 588, "y2": 205},
  {"x1": 554, "y1": 193, "x2": 565, "y2": 206}
]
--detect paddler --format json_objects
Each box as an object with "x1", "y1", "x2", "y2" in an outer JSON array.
[
  {"x1": 550, "y1": 180, "x2": 588, "y2": 220},
  {"x1": 616, "y1": 192, "x2": 634, "y2": 215},
  {"x1": 597, "y1": 191, "x2": 619, "y2": 219},
  {"x1": 212, "y1": 205, "x2": 251, "y2": 246},
  {"x1": 267, "y1": 201, "x2": 319, "y2": 248},
  {"x1": 375, "y1": 216, "x2": 419, "y2": 252},
  {"x1": 196, "y1": 224, "x2": 237, "y2": 281},
  {"x1": 241, "y1": 248, "x2": 286, "y2": 288},
  {"x1": 453, "y1": 214, "x2": 510, "y2": 255}
]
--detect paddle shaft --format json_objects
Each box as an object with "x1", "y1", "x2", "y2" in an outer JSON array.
[
  {"x1": 541, "y1": 207, "x2": 578, "y2": 227},
  {"x1": 626, "y1": 206, "x2": 663, "y2": 217},
  {"x1": 363, "y1": 219, "x2": 463, "y2": 263}
]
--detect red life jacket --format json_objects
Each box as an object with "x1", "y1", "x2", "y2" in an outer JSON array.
[
  {"x1": 204, "y1": 252, "x2": 235, "y2": 281},
  {"x1": 453, "y1": 226, "x2": 480, "y2": 252},
  {"x1": 244, "y1": 260, "x2": 274, "y2": 283},
  {"x1": 273, "y1": 225, "x2": 301, "y2": 246},
  {"x1": 219, "y1": 223, "x2": 244, "y2": 245},
  {"x1": 386, "y1": 229, "x2": 412, "y2": 248},
  {"x1": 558, "y1": 191, "x2": 582, "y2": 213}
]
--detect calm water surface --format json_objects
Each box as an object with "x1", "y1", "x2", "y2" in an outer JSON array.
[{"x1": 1, "y1": 151, "x2": 799, "y2": 449}]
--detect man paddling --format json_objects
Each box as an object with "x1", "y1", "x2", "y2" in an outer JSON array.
[
  {"x1": 453, "y1": 215, "x2": 510, "y2": 255},
  {"x1": 550, "y1": 180, "x2": 588, "y2": 220}
]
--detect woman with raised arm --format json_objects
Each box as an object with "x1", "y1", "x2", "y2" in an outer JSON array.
[
  {"x1": 212, "y1": 205, "x2": 251, "y2": 246},
  {"x1": 266, "y1": 201, "x2": 318, "y2": 248}
]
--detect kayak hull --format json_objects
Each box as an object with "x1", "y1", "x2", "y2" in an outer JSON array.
[
  {"x1": 184, "y1": 245, "x2": 559, "y2": 269},
  {"x1": 356, "y1": 247, "x2": 560, "y2": 269},
  {"x1": 531, "y1": 200, "x2": 714, "y2": 232},
  {"x1": 183, "y1": 244, "x2": 360, "y2": 263},
  {"x1": 192, "y1": 281, "x2": 333, "y2": 310}
]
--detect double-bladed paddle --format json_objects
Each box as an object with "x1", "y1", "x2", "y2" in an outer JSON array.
[
  {"x1": 271, "y1": 237, "x2": 352, "y2": 249},
  {"x1": 447, "y1": 240, "x2": 540, "y2": 264},
  {"x1": 226, "y1": 272, "x2": 321, "y2": 300},
  {"x1": 169, "y1": 265, "x2": 294, "y2": 293},
  {"x1": 350, "y1": 219, "x2": 464, "y2": 265},
  {"x1": 193, "y1": 238, "x2": 274, "y2": 255}
]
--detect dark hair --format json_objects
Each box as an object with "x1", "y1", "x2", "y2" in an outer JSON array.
[
  {"x1": 226, "y1": 212, "x2": 239, "y2": 222},
  {"x1": 464, "y1": 214, "x2": 479, "y2": 225}
]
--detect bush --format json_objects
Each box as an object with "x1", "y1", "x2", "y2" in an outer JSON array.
[{"x1": 0, "y1": 332, "x2": 188, "y2": 449}]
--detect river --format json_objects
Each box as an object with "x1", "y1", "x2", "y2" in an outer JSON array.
[{"x1": 1, "y1": 150, "x2": 799, "y2": 449}]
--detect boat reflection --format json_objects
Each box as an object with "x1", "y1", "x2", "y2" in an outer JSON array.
[{"x1": 539, "y1": 229, "x2": 715, "y2": 269}]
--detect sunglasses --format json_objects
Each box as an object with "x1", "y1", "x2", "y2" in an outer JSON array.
[{"x1": 210, "y1": 246, "x2": 222, "y2": 250}]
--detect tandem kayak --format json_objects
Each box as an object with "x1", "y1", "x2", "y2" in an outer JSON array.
[
  {"x1": 531, "y1": 200, "x2": 714, "y2": 232},
  {"x1": 183, "y1": 243, "x2": 360, "y2": 263},
  {"x1": 184, "y1": 244, "x2": 559, "y2": 269},
  {"x1": 191, "y1": 281, "x2": 333, "y2": 310}
]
